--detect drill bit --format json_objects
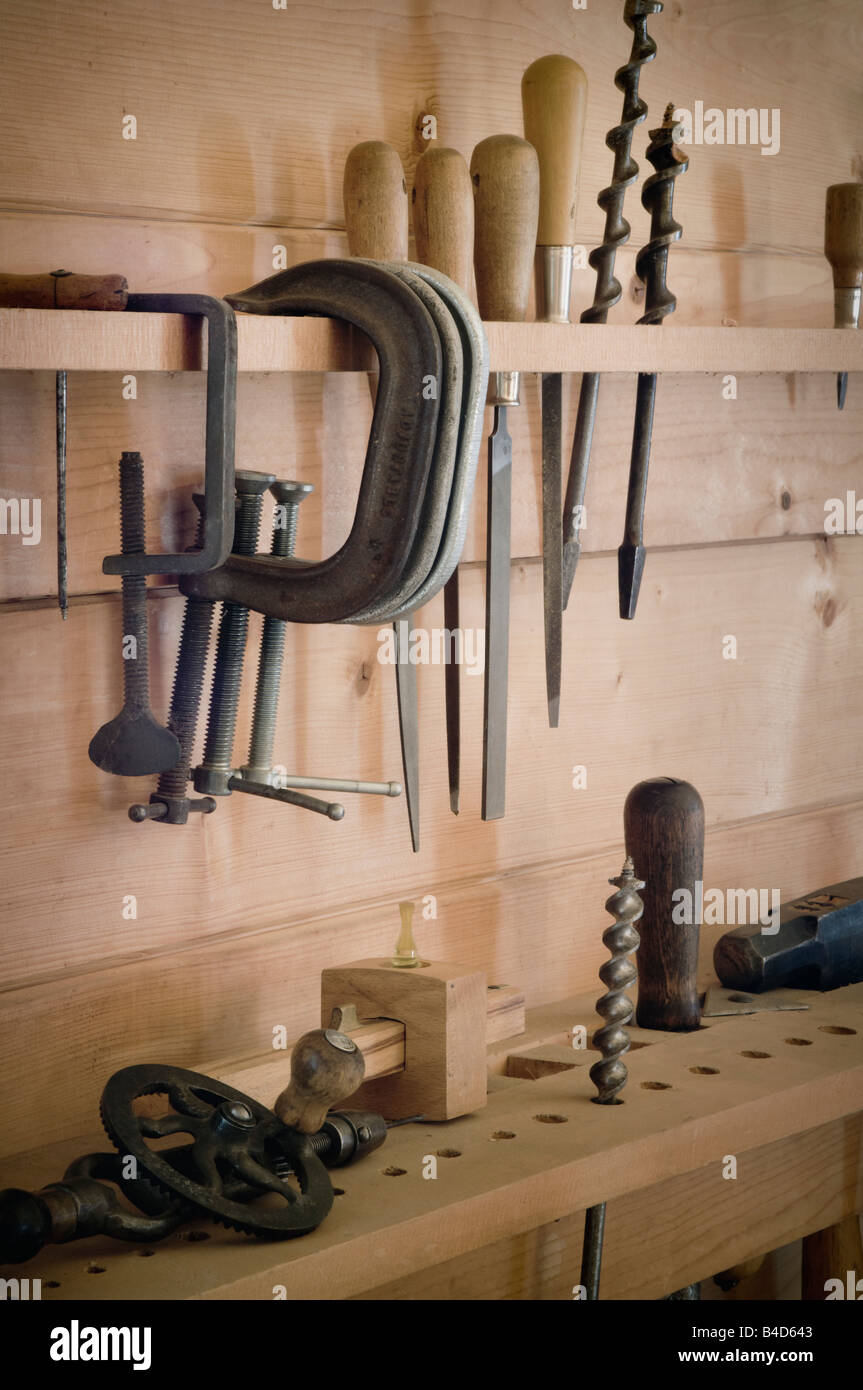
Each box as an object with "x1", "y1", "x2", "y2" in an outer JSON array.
[
  {"x1": 562, "y1": 0, "x2": 663, "y2": 609},
  {"x1": 619, "y1": 104, "x2": 688, "y2": 620},
  {"x1": 580, "y1": 855, "x2": 644, "y2": 1301}
]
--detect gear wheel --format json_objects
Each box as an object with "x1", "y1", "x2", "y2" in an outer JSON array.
[{"x1": 100, "y1": 1064, "x2": 333, "y2": 1238}]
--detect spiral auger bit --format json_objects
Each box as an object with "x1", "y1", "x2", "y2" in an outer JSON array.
[
  {"x1": 619, "y1": 103, "x2": 689, "y2": 620},
  {"x1": 579, "y1": 855, "x2": 644, "y2": 1301},
  {"x1": 562, "y1": 0, "x2": 663, "y2": 608}
]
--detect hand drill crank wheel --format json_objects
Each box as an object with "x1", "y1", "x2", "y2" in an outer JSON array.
[{"x1": 100, "y1": 1064, "x2": 333, "y2": 1238}]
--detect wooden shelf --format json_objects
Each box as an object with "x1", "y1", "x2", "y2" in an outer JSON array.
[
  {"x1": 2, "y1": 983, "x2": 861, "y2": 1300},
  {"x1": 2, "y1": 309, "x2": 863, "y2": 374}
]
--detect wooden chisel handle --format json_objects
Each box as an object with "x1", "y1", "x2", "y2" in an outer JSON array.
[
  {"x1": 825, "y1": 184, "x2": 863, "y2": 289},
  {"x1": 522, "y1": 53, "x2": 588, "y2": 249},
  {"x1": 0, "y1": 270, "x2": 128, "y2": 309},
  {"x1": 470, "y1": 135, "x2": 539, "y2": 324},
  {"x1": 343, "y1": 141, "x2": 408, "y2": 261},
  {"x1": 412, "y1": 146, "x2": 474, "y2": 293}
]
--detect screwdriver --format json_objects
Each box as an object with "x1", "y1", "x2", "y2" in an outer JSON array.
[
  {"x1": 343, "y1": 142, "x2": 421, "y2": 851},
  {"x1": 824, "y1": 183, "x2": 863, "y2": 410},
  {"x1": 471, "y1": 135, "x2": 539, "y2": 820},
  {"x1": 522, "y1": 54, "x2": 588, "y2": 728},
  {"x1": 412, "y1": 144, "x2": 474, "y2": 815}
]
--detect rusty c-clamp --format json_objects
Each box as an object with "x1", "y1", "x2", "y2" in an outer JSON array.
[{"x1": 179, "y1": 260, "x2": 442, "y2": 622}]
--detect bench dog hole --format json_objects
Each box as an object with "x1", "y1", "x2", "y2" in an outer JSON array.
[
  {"x1": 434, "y1": 1148, "x2": 461, "y2": 1158},
  {"x1": 785, "y1": 1037, "x2": 813, "y2": 1046},
  {"x1": 689, "y1": 1065, "x2": 719, "y2": 1075},
  {"x1": 490, "y1": 1130, "x2": 516, "y2": 1141},
  {"x1": 818, "y1": 1025, "x2": 857, "y2": 1035},
  {"x1": 533, "y1": 1113, "x2": 568, "y2": 1124},
  {"x1": 178, "y1": 1230, "x2": 210, "y2": 1242},
  {"x1": 383, "y1": 1166, "x2": 407, "y2": 1176},
  {"x1": 741, "y1": 1050, "x2": 771, "y2": 1059},
  {"x1": 641, "y1": 1081, "x2": 672, "y2": 1090},
  {"x1": 85, "y1": 1262, "x2": 106, "y2": 1274}
]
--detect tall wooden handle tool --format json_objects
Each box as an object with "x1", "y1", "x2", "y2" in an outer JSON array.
[
  {"x1": 343, "y1": 142, "x2": 420, "y2": 851},
  {"x1": 624, "y1": 776, "x2": 703, "y2": 1030},
  {"x1": 522, "y1": 55, "x2": 588, "y2": 729},
  {"x1": 825, "y1": 183, "x2": 863, "y2": 410},
  {"x1": 413, "y1": 146, "x2": 474, "y2": 815},
  {"x1": 471, "y1": 135, "x2": 539, "y2": 820},
  {"x1": 0, "y1": 269, "x2": 130, "y2": 620}
]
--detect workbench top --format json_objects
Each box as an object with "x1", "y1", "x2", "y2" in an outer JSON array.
[{"x1": 2, "y1": 986, "x2": 861, "y2": 1300}]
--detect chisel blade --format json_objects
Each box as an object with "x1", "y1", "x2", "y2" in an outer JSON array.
[
  {"x1": 443, "y1": 572, "x2": 460, "y2": 814},
  {"x1": 838, "y1": 371, "x2": 848, "y2": 410},
  {"x1": 541, "y1": 373, "x2": 562, "y2": 726},
  {"x1": 394, "y1": 618, "x2": 420, "y2": 852},
  {"x1": 482, "y1": 406, "x2": 512, "y2": 821}
]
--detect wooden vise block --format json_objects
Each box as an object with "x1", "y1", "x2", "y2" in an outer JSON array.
[{"x1": 320, "y1": 960, "x2": 524, "y2": 1121}]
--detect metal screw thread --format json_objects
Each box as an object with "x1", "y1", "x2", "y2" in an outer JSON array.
[
  {"x1": 589, "y1": 856, "x2": 644, "y2": 1104},
  {"x1": 118, "y1": 452, "x2": 149, "y2": 708},
  {"x1": 636, "y1": 104, "x2": 689, "y2": 326},
  {"x1": 157, "y1": 498, "x2": 214, "y2": 800},
  {"x1": 582, "y1": 0, "x2": 662, "y2": 327},
  {"x1": 202, "y1": 484, "x2": 267, "y2": 770},
  {"x1": 245, "y1": 501, "x2": 300, "y2": 773}
]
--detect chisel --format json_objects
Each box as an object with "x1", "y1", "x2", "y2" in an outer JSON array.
[
  {"x1": 522, "y1": 55, "x2": 588, "y2": 728},
  {"x1": 824, "y1": 183, "x2": 863, "y2": 411},
  {"x1": 412, "y1": 145, "x2": 474, "y2": 815},
  {"x1": 471, "y1": 135, "x2": 539, "y2": 820},
  {"x1": 343, "y1": 141, "x2": 420, "y2": 850}
]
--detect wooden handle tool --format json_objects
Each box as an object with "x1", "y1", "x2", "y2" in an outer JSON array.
[
  {"x1": 412, "y1": 146, "x2": 474, "y2": 817},
  {"x1": 274, "y1": 1028, "x2": 366, "y2": 1134},
  {"x1": 522, "y1": 54, "x2": 588, "y2": 729},
  {"x1": 624, "y1": 776, "x2": 704, "y2": 1031},
  {"x1": 825, "y1": 183, "x2": 863, "y2": 409},
  {"x1": 343, "y1": 141, "x2": 408, "y2": 261},
  {"x1": 0, "y1": 270, "x2": 128, "y2": 310}
]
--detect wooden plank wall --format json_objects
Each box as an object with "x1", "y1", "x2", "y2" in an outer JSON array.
[{"x1": 1, "y1": 0, "x2": 862, "y2": 1231}]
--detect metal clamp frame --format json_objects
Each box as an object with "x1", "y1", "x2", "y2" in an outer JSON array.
[{"x1": 101, "y1": 293, "x2": 237, "y2": 576}]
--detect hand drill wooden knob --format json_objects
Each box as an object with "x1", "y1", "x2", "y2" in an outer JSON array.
[{"x1": 274, "y1": 1028, "x2": 366, "y2": 1133}]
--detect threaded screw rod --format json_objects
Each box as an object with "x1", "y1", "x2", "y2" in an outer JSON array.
[
  {"x1": 562, "y1": 0, "x2": 663, "y2": 607},
  {"x1": 242, "y1": 481, "x2": 312, "y2": 780},
  {"x1": 197, "y1": 471, "x2": 275, "y2": 789},
  {"x1": 618, "y1": 104, "x2": 688, "y2": 620}
]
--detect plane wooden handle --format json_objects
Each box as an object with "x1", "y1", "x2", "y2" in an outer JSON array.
[
  {"x1": 412, "y1": 147, "x2": 474, "y2": 294},
  {"x1": 624, "y1": 777, "x2": 704, "y2": 1032},
  {"x1": 343, "y1": 141, "x2": 408, "y2": 261},
  {"x1": 471, "y1": 134, "x2": 539, "y2": 322},
  {"x1": 411, "y1": 146, "x2": 472, "y2": 293},
  {"x1": 521, "y1": 54, "x2": 588, "y2": 247},
  {"x1": 825, "y1": 184, "x2": 863, "y2": 289},
  {"x1": 0, "y1": 271, "x2": 128, "y2": 310}
]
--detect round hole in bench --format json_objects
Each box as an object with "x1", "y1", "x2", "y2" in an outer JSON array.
[
  {"x1": 741, "y1": 1050, "x2": 771, "y2": 1059},
  {"x1": 533, "y1": 1113, "x2": 568, "y2": 1124},
  {"x1": 689, "y1": 1065, "x2": 719, "y2": 1075},
  {"x1": 490, "y1": 1130, "x2": 516, "y2": 1140},
  {"x1": 641, "y1": 1080, "x2": 672, "y2": 1090},
  {"x1": 135, "y1": 1248, "x2": 156, "y2": 1258},
  {"x1": 818, "y1": 1025, "x2": 857, "y2": 1035},
  {"x1": 382, "y1": 1166, "x2": 407, "y2": 1176},
  {"x1": 784, "y1": 1037, "x2": 813, "y2": 1046},
  {"x1": 85, "y1": 1262, "x2": 106, "y2": 1274},
  {"x1": 434, "y1": 1148, "x2": 461, "y2": 1158}
]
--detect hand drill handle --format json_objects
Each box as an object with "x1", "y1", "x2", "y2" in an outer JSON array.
[
  {"x1": 343, "y1": 141, "x2": 409, "y2": 261},
  {"x1": 273, "y1": 1028, "x2": 366, "y2": 1133}
]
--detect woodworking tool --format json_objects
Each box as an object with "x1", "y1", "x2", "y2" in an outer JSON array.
[
  {"x1": 802, "y1": 1215, "x2": 863, "y2": 1300},
  {"x1": 129, "y1": 494, "x2": 218, "y2": 824},
  {"x1": 624, "y1": 776, "x2": 703, "y2": 1030},
  {"x1": 188, "y1": 261, "x2": 442, "y2": 617},
  {"x1": 392, "y1": 898, "x2": 422, "y2": 967},
  {"x1": 343, "y1": 142, "x2": 423, "y2": 851},
  {"x1": 471, "y1": 135, "x2": 540, "y2": 820},
  {"x1": 562, "y1": 1, "x2": 662, "y2": 605},
  {"x1": 579, "y1": 856, "x2": 644, "y2": 1300},
  {"x1": 88, "y1": 452, "x2": 181, "y2": 777},
  {"x1": 0, "y1": 268, "x2": 129, "y2": 618},
  {"x1": 618, "y1": 105, "x2": 688, "y2": 620},
  {"x1": 413, "y1": 145, "x2": 475, "y2": 813},
  {"x1": 714, "y1": 877, "x2": 863, "y2": 993},
  {"x1": 825, "y1": 183, "x2": 863, "y2": 410},
  {"x1": 522, "y1": 54, "x2": 588, "y2": 727},
  {"x1": 701, "y1": 985, "x2": 808, "y2": 1017}
]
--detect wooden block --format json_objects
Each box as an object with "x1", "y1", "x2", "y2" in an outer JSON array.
[{"x1": 321, "y1": 958, "x2": 487, "y2": 1120}]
